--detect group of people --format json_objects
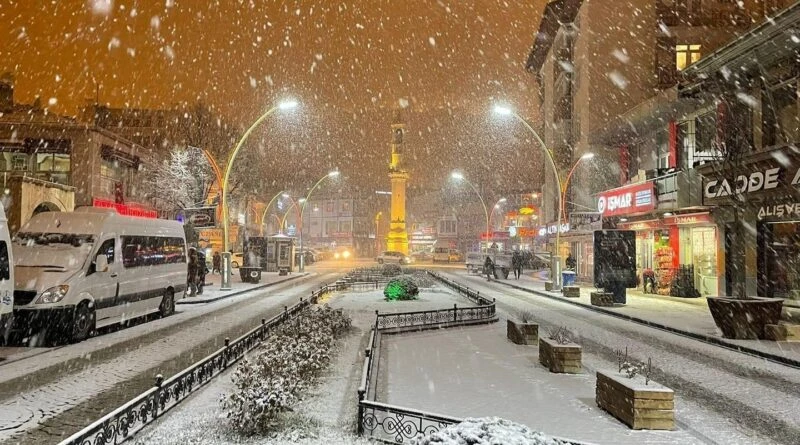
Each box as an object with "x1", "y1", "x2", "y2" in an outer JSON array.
[
  {"x1": 484, "y1": 251, "x2": 526, "y2": 281},
  {"x1": 186, "y1": 249, "x2": 224, "y2": 297}
]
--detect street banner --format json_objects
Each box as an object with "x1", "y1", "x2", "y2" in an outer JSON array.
[{"x1": 182, "y1": 206, "x2": 217, "y2": 228}]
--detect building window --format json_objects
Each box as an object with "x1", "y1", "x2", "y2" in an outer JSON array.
[
  {"x1": 676, "y1": 44, "x2": 701, "y2": 71},
  {"x1": 340, "y1": 201, "x2": 351, "y2": 213},
  {"x1": 340, "y1": 220, "x2": 351, "y2": 233},
  {"x1": 325, "y1": 220, "x2": 337, "y2": 235},
  {"x1": 439, "y1": 220, "x2": 457, "y2": 235},
  {"x1": 325, "y1": 201, "x2": 334, "y2": 213}
]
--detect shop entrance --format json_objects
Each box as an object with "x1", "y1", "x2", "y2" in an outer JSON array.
[{"x1": 760, "y1": 221, "x2": 800, "y2": 302}]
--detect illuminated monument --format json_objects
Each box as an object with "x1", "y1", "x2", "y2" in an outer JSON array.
[{"x1": 386, "y1": 113, "x2": 409, "y2": 255}]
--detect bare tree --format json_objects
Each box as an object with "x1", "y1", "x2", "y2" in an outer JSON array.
[{"x1": 144, "y1": 147, "x2": 214, "y2": 216}]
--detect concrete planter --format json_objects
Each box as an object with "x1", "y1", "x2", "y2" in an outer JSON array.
[
  {"x1": 507, "y1": 319, "x2": 538, "y2": 345},
  {"x1": 596, "y1": 370, "x2": 674, "y2": 430},
  {"x1": 707, "y1": 296, "x2": 783, "y2": 339},
  {"x1": 563, "y1": 286, "x2": 580, "y2": 298},
  {"x1": 764, "y1": 323, "x2": 800, "y2": 341},
  {"x1": 590, "y1": 291, "x2": 613, "y2": 307},
  {"x1": 545, "y1": 281, "x2": 554, "y2": 291},
  {"x1": 539, "y1": 337, "x2": 581, "y2": 373}
]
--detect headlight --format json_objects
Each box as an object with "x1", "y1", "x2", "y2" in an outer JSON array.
[
  {"x1": 405, "y1": 256, "x2": 411, "y2": 263},
  {"x1": 343, "y1": 251, "x2": 351, "y2": 259},
  {"x1": 334, "y1": 252, "x2": 340, "y2": 259},
  {"x1": 37, "y1": 285, "x2": 70, "y2": 304}
]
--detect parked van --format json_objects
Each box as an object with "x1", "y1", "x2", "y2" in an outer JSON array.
[
  {"x1": 0, "y1": 203, "x2": 13, "y2": 345},
  {"x1": 11, "y1": 208, "x2": 186, "y2": 344}
]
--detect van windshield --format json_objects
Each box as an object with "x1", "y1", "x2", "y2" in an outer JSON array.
[{"x1": 14, "y1": 232, "x2": 95, "y2": 247}]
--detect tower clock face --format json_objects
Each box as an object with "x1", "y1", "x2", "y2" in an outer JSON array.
[{"x1": 393, "y1": 128, "x2": 403, "y2": 145}]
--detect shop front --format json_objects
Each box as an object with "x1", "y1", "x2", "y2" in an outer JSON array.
[{"x1": 698, "y1": 145, "x2": 800, "y2": 302}]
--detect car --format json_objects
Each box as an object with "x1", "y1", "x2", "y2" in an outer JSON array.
[
  {"x1": 448, "y1": 249, "x2": 463, "y2": 262},
  {"x1": 230, "y1": 252, "x2": 244, "y2": 268},
  {"x1": 295, "y1": 248, "x2": 316, "y2": 264},
  {"x1": 411, "y1": 250, "x2": 432, "y2": 262},
  {"x1": 333, "y1": 247, "x2": 352, "y2": 260},
  {"x1": 376, "y1": 250, "x2": 411, "y2": 265}
]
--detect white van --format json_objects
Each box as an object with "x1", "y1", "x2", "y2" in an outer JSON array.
[
  {"x1": 0, "y1": 202, "x2": 13, "y2": 345},
  {"x1": 11, "y1": 207, "x2": 186, "y2": 344},
  {"x1": 432, "y1": 240, "x2": 451, "y2": 263}
]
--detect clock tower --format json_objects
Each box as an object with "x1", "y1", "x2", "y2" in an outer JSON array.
[{"x1": 386, "y1": 113, "x2": 409, "y2": 255}]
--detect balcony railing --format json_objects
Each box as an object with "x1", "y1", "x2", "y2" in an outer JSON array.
[
  {"x1": 1, "y1": 170, "x2": 71, "y2": 187},
  {"x1": 657, "y1": 0, "x2": 749, "y2": 27}
]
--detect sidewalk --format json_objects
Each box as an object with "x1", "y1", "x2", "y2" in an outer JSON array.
[
  {"x1": 177, "y1": 270, "x2": 310, "y2": 304},
  {"x1": 487, "y1": 270, "x2": 800, "y2": 364}
]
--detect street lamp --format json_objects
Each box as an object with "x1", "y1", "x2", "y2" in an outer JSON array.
[
  {"x1": 220, "y1": 99, "x2": 298, "y2": 289},
  {"x1": 260, "y1": 190, "x2": 287, "y2": 235},
  {"x1": 451, "y1": 171, "x2": 490, "y2": 252},
  {"x1": 298, "y1": 170, "x2": 340, "y2": 271},
  {"x1": 493, "y1": 104, "x2": 564, "y2": 289},
  {"x1": 561, "y1": 152, "x2": 595, "y2": 221},
  {"x1": 489, "y1": 197, "x2": 507, "y2": 233},
  {"x1": 375, "y1": 211, "x2": 383, "y2": 255}
]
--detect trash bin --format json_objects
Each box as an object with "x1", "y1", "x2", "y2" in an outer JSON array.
[
  {"x1": 562, "y1": 271, "x2": 577, "y2": 287},
  {"x1": 239, "y1": 267, "x2": 262, "y2": 284}
]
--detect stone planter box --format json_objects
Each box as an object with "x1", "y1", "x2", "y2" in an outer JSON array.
[
  {"x1": 507, "y1": 319, "x2": 538, "y2": 345},
  {"x1": 539, "y1": 337, "x2": 581, "y2": 373},
  {"x1": 764, "y1": 323, "x2": 800, "y2": 341},
  {"x1": 707, "y1": 296, "x2": 783, "y2": 339},
  {"x1": 590, "y1": 291, "x2": 613, "y2": 307},
  {"x1": 563, "y1": 286, "x2": 580, "y2": 298},
  {"x1": 596, "y1": 370, "x2": 674, "y2": 430},
  {"x1": 545, "y1": 281, "x2": 554, "y2": 291}
]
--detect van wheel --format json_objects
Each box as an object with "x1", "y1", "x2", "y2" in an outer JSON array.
[
  {"x1": 71, "y1": 302, "x2": 94, "y2": 343},
  {"x1": 160, "y1": 289, "x2": 175, "y2": 317}
]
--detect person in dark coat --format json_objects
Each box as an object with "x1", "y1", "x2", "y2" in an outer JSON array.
[
  {"x1": 512, "y1": 251, "x2": 523, "y2": 280},
  {"x1": 484, "y1": 256, "x2": 494, "y2": 281},
  {"x1": 187, "y1": 247, "x2": 199, "y2": 296},
  {"x1": 196, "y1": 250, "x2": 207, "y2": 295},
  {"x1": 565, "y1": 253, "x2": 577, "y2": 271},
  {"x1": 212, "y1": 251, "x2": 221, "y2": 274}
]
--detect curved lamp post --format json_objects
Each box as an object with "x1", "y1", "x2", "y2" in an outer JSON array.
[
  {"x1": 451, "y1": 171, "x2": 489, "y2": 252},
  {"x1": 260, "y1": 190, "x2": 286, "y2": 235},
  {"x1": 489, "y1": 197, "x2": 507, "y2": 234},
  {"x1": 280, "y1": 195, "x2": 302, "y2": 234},
  {"x1": 493, "y1": 104, "x2": 564, "y2": 289},
  {"x1": 374, "y1": 211, "x2": 383, "y2": 255},
  {"x1": 562, "y1": 153, "x2": 595, "y2": 221},
  {"x1": 299, "y1": 170, "x2": 340, "y2": 271},
  {"x1": 220, "y1": 99, "x2": 297, "y2": 289}
]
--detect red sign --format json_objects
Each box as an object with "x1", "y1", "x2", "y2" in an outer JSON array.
[
  {"x1": 480, "y1": 231, "x2": 510, "y2": 240},
  {"x1": 619, "y1": 220, "x2": 662, "y2": 231},
  {"x1": 93, "y1": 198, "x2": 158, "y2": 218},
  {"x1": 597, "y1": 182, "x2": 656, "y2": 217},
  {"x1": 663, "y1": 213, "x2": 712, "y2": 226}
]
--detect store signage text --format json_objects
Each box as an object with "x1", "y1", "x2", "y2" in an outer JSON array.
[
  {"x1": 703, "y1": 167, "x2": 787, "y2": 199},
  {"x1": 663, "y1": 213, "x2": 712, "y2": 226},
  {"x1": 537, "y1": 223, "x2": 570, "y2": 237},
  {"x1": 597, "y1": 183, "x2": 656, "y2": 217},
  {"x1": 757, "y1": 202, "x2": 800, "y2": 220}
]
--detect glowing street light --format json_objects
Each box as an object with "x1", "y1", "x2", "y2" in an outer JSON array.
[
  {"x1": 489, "y1": 197, "x2": 507, "y2": 235},
  {"x1": 451, "y1": 171, "x2": 490, "y2": 251},
  {"x1": 220, "y1": 99, "x2": 298, "y2": 289},
  {"x1": 493, "y1": 103, "x2": 564, "y2": 289}
]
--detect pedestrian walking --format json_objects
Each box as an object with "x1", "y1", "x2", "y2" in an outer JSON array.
[
  {"x1": 212, "y1": 251, "x2": 221, "y2": 274},
  {"x1": 187, "y1": 247, "x2": 199, "y2": 297},
  {"x1": 484, "y1": 256, "x2": 494, "y2": 281},
  {"x1": 196, "y1": 249, "x2": 207, "y2": 295},
  {"x1": 512, "y1": 251, "x2": 523, "y2": 280}
]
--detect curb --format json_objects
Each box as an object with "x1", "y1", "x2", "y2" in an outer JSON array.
[
  {"x1": 177, "y1": 273, "x2": 310, "y2": 305},
  {"x1": 491, "y1": 278, "x2": 800, "y2": 369}
]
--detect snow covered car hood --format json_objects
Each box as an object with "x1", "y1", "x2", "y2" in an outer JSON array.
[{"x1": 13, "y1": 244, "x2": 87, "y2": 294}]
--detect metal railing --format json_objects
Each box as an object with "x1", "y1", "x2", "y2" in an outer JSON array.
[
  {"x1": 356, "y1": 271, "x2": 498, "y2": 443},
  {"x1": 58, "y1": 286, "x2": 333, "y2": 445}
]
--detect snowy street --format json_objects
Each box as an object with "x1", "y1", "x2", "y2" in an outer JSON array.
[
  {"x1": 435, "y1": 269, "x2": 799, "y2": 445},
  {"x1": 0, "y1": 271, "x2": 341, "y2": 445}
]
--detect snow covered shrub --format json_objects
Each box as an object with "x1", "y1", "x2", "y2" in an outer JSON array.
[
  {"x1": 546, "y1": 326, "x2": 573, "y2": 345},
  {"x1": 516, "y1": 309, "x2": 535, "y2": 323},
  {"x1": 384, "y1": 277, "x2": 420, "y2": 301},
  {"x1": 414, "y1": 417, "x2": 568, "y2": 445},
  {"x1": 381, "y1": 263, "x2": 402, "y2": 276},
  {"x1": 221, "y1": 305, "x2": 352, "y2": 435},
  {"x1": 402, "y1": 271, "x2": 436, "y2": 288}
]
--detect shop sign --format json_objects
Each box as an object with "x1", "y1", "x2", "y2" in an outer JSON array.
[
  {"x1": 663, "y1": 213, "x2": 712, "y2": 225},
  {"x1": 703, "y1": 167, "x2": 785, "y2": 200},
  {"x1": 537, "y1": 223, "x2": 570, "y2": 237},
  {"x1": 181, "y1": 206, "x2": 217, "y2": 228},
  {"x1": 757, "y1": 202, "x2": 800, "y2": 220},
  {"x1": 480, "y1": 231, "x2": 510, "y2": 240},
  {"x1": 620, "y1": 220, "x2": 661, "y2": 231},
  {"x1": 569, "y1": 212, "x2": 602, "y2": 232},
  {"x1": 509, "y1": 227, "x2": 538, "y2": 238},
  {"x1": 596, "y1": 183, "x2": 656, "y2": 217},
  {"x1": 93, "y1": 198, "x2": 158, "y2": 219}
]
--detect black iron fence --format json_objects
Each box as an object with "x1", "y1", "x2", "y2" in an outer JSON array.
[
  {"x1": 356, "y1": 270, "x2": 498, "y2": 443},
  {"x1": 58, "y1": 286, "x2": 333, "y2": 445}
]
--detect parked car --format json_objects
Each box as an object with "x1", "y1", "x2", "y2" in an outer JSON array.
[
  {"x1": 0, "y1": 202, "x2": 12, "y2": 345},
  {"x1": 230, "y1": 252, "x2": 244, "y2": 268},
  {"x1": 295, "y1": 248, "x2": 316, "y2": 265},
  {"x1": 376, "y1": 251, "x2": 411, "y2": 265},
  {"x1": 411, "y1": 250, "x2": 432, "y2": 262},
  {"x1": 448, "y1": 249, "x2": 463, "y2": 262}
]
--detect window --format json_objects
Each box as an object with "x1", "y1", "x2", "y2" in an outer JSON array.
[
  {"x1": 325, "y1": 201, "x2": 334, "y2": 213},
  {"x1": 340, "y1": 221, "x2": 352, "y2": 233},
  {"x1": 325, "y1": 220, "x2": 337, "y2": 235},
  {"x1": 0, "y1": 241, "x2": 9, "y2": 281},
  {"x1": 439, "y1": 220, "x2": 457, "y2": 235},
  {"x1": 122, "y1": 236, "x2": 185, "y2": 268},
  {"x1": 97, "y1": 239, "x2": 115, "y2": 264},
  {"x1": 676, "y1": 44, "x2": 701, "y2": 71},
  {"x1": 340, "y1": 201, "x2": 351, "y2": 213}
]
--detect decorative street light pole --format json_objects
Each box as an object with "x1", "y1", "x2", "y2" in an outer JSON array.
[
  {"x1": 375, "y1": 211, "x2": 383, "y2": 255},
  {"x1": 260, "y1": 190, "x2": 286, "y2": 235},
  {"x1": 561, "y1": 153, "x2": 595, "y2": 222},
  {"x1": 451, "y1": 171, "x2": 490, "y2": 252},
  {"x1": 298, "y1": 170, "x2": 340, "y2": 272},
  {"x1": 220, "y1": 99, "x2": 297, "y2": 290},
  {"x1": 489, "y1": 197, "x2": 507, "y2": 233},
  {"x1": 493, "y1": 104, "x2": 564, "y2": 290}
]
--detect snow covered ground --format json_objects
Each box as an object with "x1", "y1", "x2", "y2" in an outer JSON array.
[{"x1": 131, "y1": 284, "x2": 469, "y2": 444}]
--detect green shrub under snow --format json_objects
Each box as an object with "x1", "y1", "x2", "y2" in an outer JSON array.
[
  {"x1": 384, "y1": 277, "x2": 420, "y2": 301},
  {"x1": 220, "y1": 306, "x2": 352, "y2": 435}
]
